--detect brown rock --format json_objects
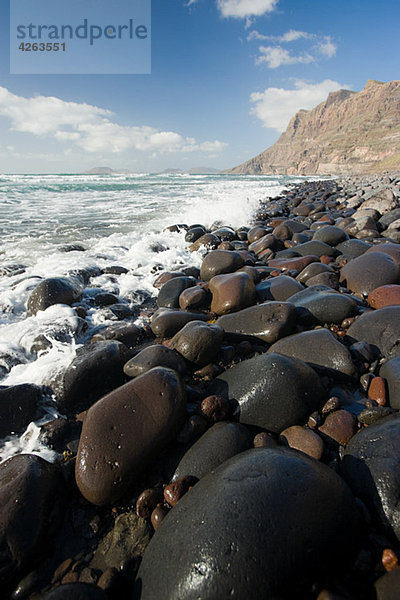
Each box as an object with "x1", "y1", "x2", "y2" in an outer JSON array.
[
  {"x1": 368, "y1": 285, "x2": 400, "y2": 309},
  {"x1": 318, "y1": 410, "x2": 356, "y2": 446},
  {"x1": 280, "y1": 425, "x2": 324, "y2": 460},
  {"x1": 75, "y1": 367, "x2": 186, "y2": 505},
  {"x1": 340, "y1": 251, "x2": 399, "y2": 296},
  {"x1": 268, "y1": 255, "x2": 320, "y2": 272},
  {"x1": 200, "y1": 250, "x2": 245, "y2": 281},
  {"x1": 248, "y1": 234, "x2": 278, "y2": 256},
  {"x1": 179, "y1": 286, "x2": 209, "y2": 310},
  {"x1": 169, "y1": 320, "x2": 224, "y2": 366},
  {"x1": 368, "y1": 376, "x2": 387, "y2": 406},
  {"x1": 209, "y1": 272, "x2": 256, "y2": 315},
  {"x1": 153, "y1": 271, "x2": 185, "y2": 289},
  {"x1": 164, "y1": 475, "x2": 198, "y2": 506},
  {"x1": 382, "y1": 548, "x2": 399, "y2": 572},
  {"x1": 200, "y1": 395, "x2": 230, "y2": 422},
  {"x1": 189, "y1": 233, "x2": 220, "y2": 252}
]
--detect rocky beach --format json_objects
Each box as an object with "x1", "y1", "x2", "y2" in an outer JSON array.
[{"x1": 3, "y1": 172, "x2": 400, "y2": 600}]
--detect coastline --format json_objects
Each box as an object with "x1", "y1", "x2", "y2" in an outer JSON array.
[{"x1": 2, "y1": 171, "x2": 400, "y2": 599}]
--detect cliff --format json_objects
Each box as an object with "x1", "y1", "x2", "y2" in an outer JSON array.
[{"x1": 226, "y1": 80, "x2": 400, "y2": 175}]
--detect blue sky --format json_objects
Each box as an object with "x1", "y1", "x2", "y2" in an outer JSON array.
[{"x1": 0, "y1": 0, "x2": 399, "y2": 173}]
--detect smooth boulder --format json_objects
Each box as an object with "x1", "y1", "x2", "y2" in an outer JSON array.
[
  {"x1": 211, "y1": 352, "x2": 325, "y2": 433},
  {"x1": 75, "y1": 367, "x2": 186, "y2": 505},
  {"x1": 341, "y1": 415, "x2": 400, "y2": 541},
  {"x1": 27, "y1": 277, "x2": 82, "y2": 316},
  {"x1": 172, "y1": 421, "x2": 252, "y2": 481},
  {"x1": 169, "y1": 321, "x2": 224, "y2": 366},
  {"x1": 347, "y1": 307, "x2": 400, "y2": 359},
  {"x1": 340, "y1": 252, "x2": 399, "y2": 296},
  {"x1": 289, "y1": 285, "x2": 358, "y2": 325},
  {"x1": 269, "y1": 328, "x2": 356, "y2": 379},
  {"x1": 216, "y1": 301, "x2": 296, "y2": 343},
  {"x1": 123, "y1": 345, "x2": 187, "y2": 377},
  {"x1": 379, "y1": 357, "x2": 400, "y2": 409},
  {"x1": 150, "y1": 309, "x2": 208, "y2": 338},
  {"x1": 209, "y1": 272, "x2": 256, "y2": 315},
  {"x1": 135, "y1": 448, "x2": 360, "y2": 600},
  {"x1": 200, "y1": 250, "x2": 245, "y2": 281},
  {"x1": 0, "y1": 383, "x2": 41, "y2": 438}
]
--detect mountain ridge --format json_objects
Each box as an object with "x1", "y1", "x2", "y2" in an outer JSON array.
[{"x1": 225, "y1": 80, "x2": 400, "y2": 175}]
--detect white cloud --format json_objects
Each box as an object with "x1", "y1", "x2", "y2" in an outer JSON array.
[
  {"x1": 0, "y1": 87, "x2": 227, "y2": 156},
  {"x1": 217, "y1": 0, "x2": 278, "y2": 18},
  {"x1": 250, "y1": 79, "x2": 346, "y2": 131},
  {"x1": 317, "y1": 36, "x2": 337, "y2": 58},
  {"x1": 255, "y1": 46, "x2": 314, "y2": 68},
  {"x1": 248, "y1": 29, "x2": 314, "y2": 43}
]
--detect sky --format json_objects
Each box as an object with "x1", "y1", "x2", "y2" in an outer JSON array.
[{"x1": 0, "y1": 0, "x2": 399, "y2": 174}]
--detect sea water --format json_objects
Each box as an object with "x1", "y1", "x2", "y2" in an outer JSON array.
[{"x1": 0, "y1": 172, "x2": 308, "y2": 461}]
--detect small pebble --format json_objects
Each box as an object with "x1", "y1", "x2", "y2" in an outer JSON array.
[
  {"x1": 151, "y1": 504, "x2": 169, "y2": 530},
  {"x1": 200, "y1": 395, "x2": 230, "y2": 422},
  {"x1": 164, "y1": 475, "x2": 199, "y2": 506},
  {"x1": 321, "y1": 396, "x2": 341, "y2": 415},
  {"x1": 97, "y1": 567, "x2": 119, "y2": 592},
  {"x1": 368, "y1": 376, "x2": 387, "y2": 406},
  {"x1": 253, "y1": 432, "x2": 275, "y2": 448},
  {"x1": 382, "y1": 548, "x2": 399, "y2": 572},
  {"x1": 136, "y1": 488, "x2": 164, "y2": 519}
]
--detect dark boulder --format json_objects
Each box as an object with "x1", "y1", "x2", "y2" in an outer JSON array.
[
  {"x1": 27, "y1": 277, "x2": 82, "y2": 316},
  {"x1": 0, "y1": 384, "x2": 42, "y2": 438},
  {"x1": 169, "y1": 321, "x2": 224, "y2": 366},
  {"x1": 124, "y1": 345, "x2": 187, "y2": 377},
  {"x1": 347, "y1": 307, "x2": 400, "y2": 359},
  {"x1": 135, "y1": 448, "x2": 360, "y2": 600}
]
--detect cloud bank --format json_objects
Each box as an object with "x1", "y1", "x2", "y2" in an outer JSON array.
[{"x1": 0, "y1": 87, "x2": 226, "y2": 155}]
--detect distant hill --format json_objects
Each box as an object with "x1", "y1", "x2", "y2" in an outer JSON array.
[
  {"x1": 83, "y1": 167, "x2": 115, "y2": 174},
  {"x1": 225, "y1": 80, "x2": 400, "y2": 175}
]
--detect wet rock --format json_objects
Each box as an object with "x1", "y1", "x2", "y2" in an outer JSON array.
[
  {"x1": 0, "y1": 454, "x2": 63, "y2": 586},
  {"x1": 200, "y1": 250, "x2": 245, "y2": 281},
  {"x1": 185, "y1": 226, "x2": 206, "y2": 243},
  {"x1": 347, "y1": 307, "x2": 400, "y2": 359},
  {"x1": 342, "y1": 415, "x2": 400, "y2": 541},
  {"x1": 289, "y1": 285, "x2": 358, "y2": 325},
  {"x1": 135, "y1": 448, "x2": 360, "y2": 600},
  {"x1": 150, "y1": 309, "x2": 208, "y2": 338},
  {"x1": 248, "y1": 234, "x2": 278, "y2": 256},
  {"x1": 368, "y1": 284, "x2": 400, "y2": 309},
  {"x1": 268, "y1": 255, "x2": 319, "y2": 273},
  {"x1": 247, "y1": 225, "x2": 270, "y2": 243},
  {"x1": 336, "y1": 239, "x2": 372, "y2": 258},
  {"x1": 173, "y1": 422, "x2": 252, "y2": 481},
  {"x1": 75, "y1": 367, "x2": 186, "y2": 505},
  {"x1": 189, "y1": 233, "x2": 220, "y2": 252},
  {"x1": 0, "y1": 383, "x2": 41, "y2": 438},
  {"x1": 124, "y1": 345, "x2": 187, "y2": 377},
  {"x1": 169, "y1": 321, "x2": 224, "y2": 366},
  {"x1": 209, "y1": 272, "x2": 256, "y2": 315},
  {"x1": 164, "y1": 475, "x2": 198, "y2": 506},
  {"x1": 58, "y1": 341, "x2": 130, "y2": 413},
  {"x1": 269, "y1": 328, "x2": 356, "y2": 379},
  {"x1": 340, "y1": 252, "x2": 399, "y2": 296},
  {"x1": 380, "y1": 358, "x2": 400, "y2": 409},
  {"x1": 318, "y1": 410, "x2": 356, "y2": 446},
  {"x1": 306, "y1": 271, "x2": 339, "y2": 289},
  {"x1": 179, "y1": 286, "x2": 209, "y2": 310},
  {"x1": 280, "y1": 425, "x2": 324, "y2": 460},
  {"x1": 216, "y1": 301, "x2": 296, "y2": 343},
  {"x1": 365, "y1": 243, "x2": 400, "y2": 266},
  {"x1": 312, "y1": 225, "x2": 348, "y2": 246},
  {"x1": 296, "y1": 262, "x2": 334, "y2": 284},
  {"x1": 368, "y1": 376, "x2": 387, "y2": 406},
  {"x1": 255, "y1": 275, "x2": 303, "y2": 302},
  {"x1": 150, "y1": 505, "x2": 169, "y2": 530},
  {"x1": 253, "y1": 431, "x2": 276, "y2": 448},
  {"x1": 27, "y1": 277, "x2": 82, "y2": 315},
  {"x1": 293, "y1": 240, "x2": 339, "y2": 258},
  {"x1": 93, "y1": 292, "x2": 119, "y2": 307},
  {"x1": 153, "y1": 271, "x2": 186, "y2": 289},
  {"x1": 212, "y1": 227, "x2": 236, "y2": 241},
  {"x1": 90, "y1": 322, "x2": 143, "y2": 349},
  {"x1": 91, "y1": 512, "x2": 152, "y2": 571},
  {"x1": 136, "y1": 488, "x2": 163, "y2": 519},
  {"x1": 210, "y1": 352, "x2": 324, "y2": 433},
  {"x1": 41, "y1": 583, "x2": 107, "y2": 600},
  {"x1": 157, "y1": 277, "x2": 197, "y2": 309}
]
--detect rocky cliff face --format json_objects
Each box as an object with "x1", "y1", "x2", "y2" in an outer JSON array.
[{"x1": 226, "y1": 80, "x2": 400, "y2": 175}]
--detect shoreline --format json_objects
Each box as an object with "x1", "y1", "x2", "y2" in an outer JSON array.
[{"x1": 2, "y1": 171, "x2": 400, "y2": 599}]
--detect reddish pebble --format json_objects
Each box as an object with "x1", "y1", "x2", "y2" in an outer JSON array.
[
  {"x1": 368, "y1": 285, "x2": 400, "y2": 309},
  {"x1": 382, "y1": 548, "x2": 399, "y2": 572},
  {"x1": 200, "y1": 394, "x2": 230, "y2": 422},
  {"x1": 218, "y1": 241, "x2": 234, "y2": 251},
  {"x1": 52, "y1": 558, "x2": 73, "y2": 583},
  {"x1": 164, "y1": 475, "x2": 199, "y2": 506},
  {"x1": 318, "y1": 410, "x2": 356, "y2": 446},
  {"x1": 368, "y1": 376, "x2": 387, "y2": 406},
  {"x1": 280, "y1": 425, "x2": 324, "y2": 460},
  {"x1": 136, "y1": 488, "x2": 164, "y2": 519},
  {"x1": 151, "y1": 504, "x2": 169, "y2": 530},
  {"x1": 320, "y1": 255, "x2": 333, "y2": 264}
]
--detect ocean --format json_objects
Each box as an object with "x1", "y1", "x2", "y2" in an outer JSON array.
[{"x1": 0, "y1": 172, "x2": 309, "y2": 461}]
